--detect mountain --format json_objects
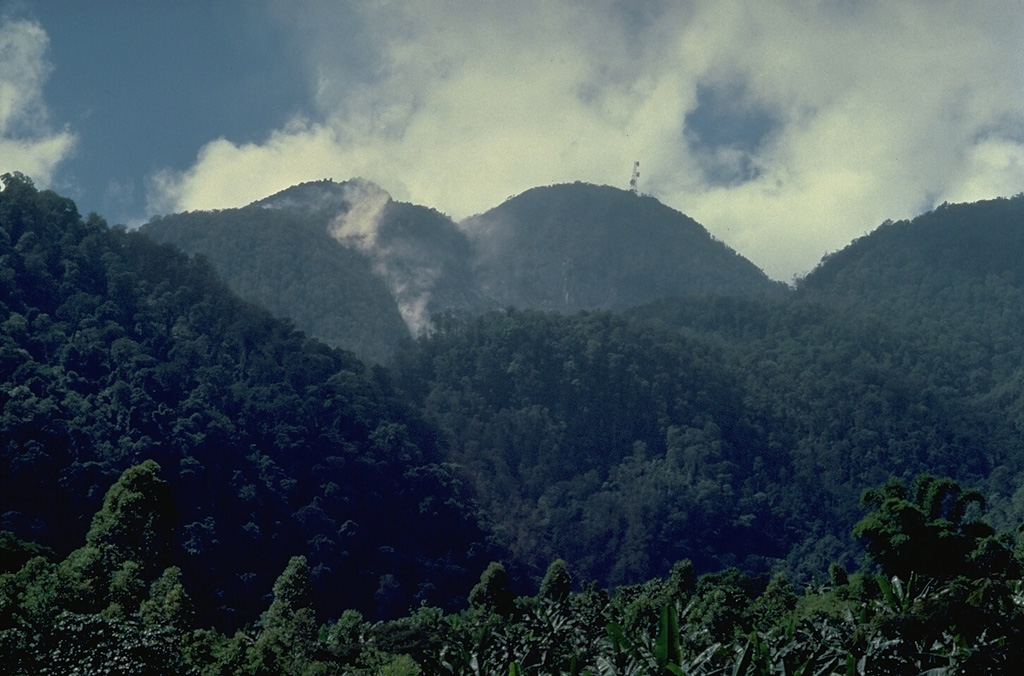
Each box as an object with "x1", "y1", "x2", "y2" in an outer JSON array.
[
  {"x1": 144, "y1": 180, "x2": 785, "y2": 362},
  {"x1": 142, "y1": 181, "x2": 411, "y2": 363},
  {"x1": 254, "y1": 178, "x2": 492, "y2": 323},
  {"x1": 0, "y1": 173, "x2": 491, "y2": 626},
  {"x1": 800, "y1": 195, "x2": 1024, "y2": 301},
  {"x1": 613, "y1": 195, "x2": 1024, "y2": 561},
  {"x1": 392, "y1": 293, "x2": 1020, "y2": 586},
  {"x1": 798, "y1": 195, "x2": 1024, "y2": 405},
  {"x1": 144, "y1": 178, "x2": 494, "y2": 362},
  {"x1": 6, "y1": 171, "x2": 1024, "y2": 640},
  {"x1": 462, "y1": 182, "x2": 787, "y2": 313}
]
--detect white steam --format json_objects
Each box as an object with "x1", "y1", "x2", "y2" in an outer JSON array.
[
  {"x1": 329, "y1": 180, "x2": 437, "y2": 335},
  {"x1": 329, "y1": 180, "x2": 391, "y2": 247}
]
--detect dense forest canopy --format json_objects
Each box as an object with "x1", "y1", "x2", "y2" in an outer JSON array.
[
  {"x1": 462, "y1": 182, "x2": 787, "y2": 312},
  {"x1": 142, "y1": 201, "x2": 410, "y2": 363},
  {"x1": 390, "y1": 287, "x2": 1020, "y2": 585},
  {"x1": 0, "y1": 172, "x2": 491, "y2": 627},
  {"x1": 4, "y1": 461, "x2": 1024, "y2": 674},
  {"x1": 143, "y1": 180, "x2": 785, "y2": 363},
  {"x1": 3, "y1": 172, "x2": 1024, "y2": 672}
]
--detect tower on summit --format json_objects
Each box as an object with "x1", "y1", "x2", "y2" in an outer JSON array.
[{"x1": 629, "y1": 161, "x2": 640, "y2": 195}]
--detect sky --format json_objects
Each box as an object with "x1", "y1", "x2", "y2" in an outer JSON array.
[{"x1": 1, "y1": 1, "x2": 1022, "y2": 281}]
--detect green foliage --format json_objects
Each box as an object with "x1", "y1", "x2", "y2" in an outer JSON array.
[
  {"x1": 654, "y1": 603, "x2": 682, "y2": 675},
  {"x1": 392, "y1": 308, "x2": 781, "y2": 586},
  {"x1": 538, "y1": 559, "x2": 572, "y2": 602},
  {"x1": 141, "y1": 192, "x2": 411, "y2": 364},
  {"x1": 139, "y1": 566, "x2": 194, "y2": 631},
  {"x1": 468, "y1": 562, "x2": 516, "y2": 617},
  {"x1": 853, "y1": 474, "x2": 1013, "y2": 581},
  {"x1": 3, "y1": 469, "x2": 1024, "y2": 674},
  {"x1": 750, "y1": 573, "x2": 797, "y2": 632},
  {"x1": 7, "y1": 179, "x2": 1024, "y2": 671},
  {"x1": 245, "y1": 556, "x2": 326, "y2": 676},
  {"x1": 84, "y1": 460, "x2": 175, "y2": 573},
  {"x1": 0, "y1": 464, "x2": 199, "y2": 674},
  {"x1": 54, "y1": 461, "x2": 175, "y2": 619},
  {"x1": 0, "y1": 530, "x2": 53, "y2": 574},
  {"x1": 0, "y1": 177, "x2": 491, "y2": 625},
  {"x1": 465, "y1": 182, "x2": 785, "y2": 314}
]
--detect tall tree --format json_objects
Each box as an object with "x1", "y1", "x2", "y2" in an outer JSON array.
[{"x1": 853, "y1": 474, "x2": 1016, "y2": 580}]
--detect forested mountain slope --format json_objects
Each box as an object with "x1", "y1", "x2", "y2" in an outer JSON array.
[
  {"x1": 391, "y1": 301, "x2": 1012, "y2": 586},
  {"x1": 141, "y1": 182, "x2": 411, "y2": 363},
  {"x1": 5, "y1": 463, "x2": 1023, "y2": 674},
  {"x1": 462, "y1": 182, "x2": 787, "y2": 312},
  {"x1": 0, "y1": 173, "x2": 491, "y2": 626},
  {"x1": 144, "y1": 178, "x2": 492, "y2": 358},
  {"x1": 796, "y1": 195, "x2": 1024, "y2": 513},
  {"x1": 6, "y1": 171, "x2": 1024, "y2": 645},
  {"x1": 801, "y1": 195, "x2": 1024, "y2": 297},
  {"x1": 255, "y1": 179, "x2": 492, "y2": 332},
  {"x1": 624, "y1": 195, "x2": 1024, "y2": 546},
  {"x1": 144, "y1": 180, "x2": 785, "y2": 362}
]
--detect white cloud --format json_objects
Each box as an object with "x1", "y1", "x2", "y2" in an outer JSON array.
[
  {"x1": 0, "y1": 18, "x2": 75, "y2": 185},
  {"x1": 150, "y1": 0, "x2": 1024, "y2": 280}
]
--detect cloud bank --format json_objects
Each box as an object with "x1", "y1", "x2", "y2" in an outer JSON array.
[
  {"x1": 149, "y1": 1, "x2": 1024, "y2": 280},
  {"x1": 0, "y1": 18, "x2": 75, "y2": 185}
]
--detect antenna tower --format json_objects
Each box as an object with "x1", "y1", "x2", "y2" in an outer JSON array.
[{"x1": 629, "y1": 161, "x2": 640, "y2": 195}]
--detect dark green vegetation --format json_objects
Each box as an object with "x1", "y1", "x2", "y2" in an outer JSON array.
[
  {"x1": 5, "y1": 464, "x2": 1024, "y2": 674},
  {"x1": 0, "y1": 173, "x2": 491, "y2": 628},
  {"x1": 391, "y1": 310, "x2": 785, "y2": 584},
  {"x1": 142, "y1": 178, "x2": 492, "y2": 361},
  {"x1": 143, "y1": 180, "x2": 783, "y2": 363},
  {"x1": 142, "y1": 184, "x2": 411, "y2": 364},
  {"x1": 464, "y1": 182, "x2": 786, "y2": 312},
  {"x1": 384, "y1": 195, "x2": 1024, "y2": 585},
  {"x1": 4, "y1": 170, "x2": 1024, "y2": 672}
]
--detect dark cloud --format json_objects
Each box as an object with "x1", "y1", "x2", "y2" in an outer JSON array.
[{"x1": 685, "y1": 80, "x2": 779, "y2": 185}]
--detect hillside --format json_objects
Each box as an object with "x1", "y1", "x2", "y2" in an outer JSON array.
[
  {"x1": 800, "y1": 195, "x2": 1024, "y2": 296},
  {"x1": 0, "y1": 173, "x2": 490, "y2": 626},
  {"x1": 144, "y1": 180, "x2": 785, "y2": 361},
  {"x1": 391, "y1": 297, "x2": 1017, "y2": 585},
  {"x1": 144, "y1": 179, "x2": 495, "y2": 360},
  {"x1": 142, "y1": 181, "x2": 411, "y2": 363},
  {"x1": 463, "y1": 182, "x2": 787, "y2": 312},
  {"x1": 7, "y1": 174, "x2": 1024, "y2": 670},
  {"x1": 626, "y1": 195, "x2": 1024, "y2": 535},
  {"x1": 797, "y1": 195, "x2": 1024, "y2": 448}
]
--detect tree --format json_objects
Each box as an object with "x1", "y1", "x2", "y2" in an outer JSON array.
[
  {"x1": 538, "y1": 559, "x2": 571, "y2": 602},
  {"x1": 0, "y1": 531, "x2": 53, "y2": 575},
  {"x1": 139, "y1": 566, "x2": 194, "y2": 632},
  {"x1": 59, "y1": 460, "x2": 176, "y2": 613},
  {"x1": 0, "y1": 464, "x2": 193, "y2": 675},
  {"x1": 468, "y1": 562, "x2": 516, "y2": 617},
  {"x1": 853, "y1": 475, "x2": 1011, "y2": 580},
  {"x1": 246, "y1": 555, "x2": 324, "y2": 675}
]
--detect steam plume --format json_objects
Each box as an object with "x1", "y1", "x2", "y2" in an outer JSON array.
[{"x1": 329, "y1": 180, "x2": 437, "y2": 335}]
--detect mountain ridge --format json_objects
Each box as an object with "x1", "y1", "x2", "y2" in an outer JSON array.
[
  {"x1": 463, "y1": 182, "x2": 787, "y2": 313},
  {"x1": 6, "y1": 171, "x2": 1024, "y2": 636},
  {"x1": 143, "y1": 179, "x2": 787, "y2": 361}
]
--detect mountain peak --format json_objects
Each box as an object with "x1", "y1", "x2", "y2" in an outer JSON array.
[
  {"x1": 801, "y1": 194, "x2": 1024, "y2": 295},
  {"x1": 250, "y1": 177, "x2": 391, "y2": 216},
  {"x1": 462, "y1": 181, "x2": 785, "y2": 312},
  {"x1": 146, "y1": 177, "x2": 786, "y2": 359}
]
